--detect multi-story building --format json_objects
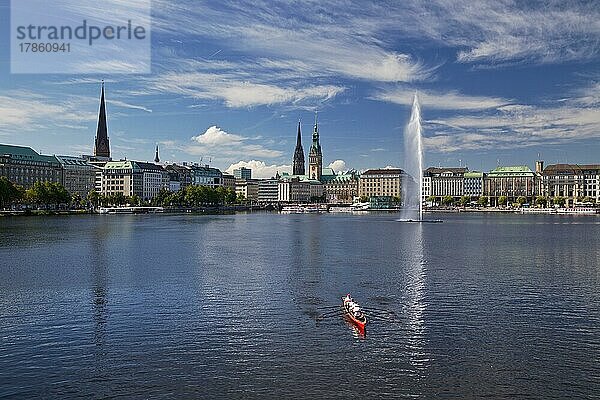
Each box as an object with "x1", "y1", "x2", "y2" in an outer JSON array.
[
  {"x1": 100, "y1": 160, "x2": 168, "y2": 201},
  {"x1": 165, "y1": 164, "x2": 193, "y2": 192},
  {"x1": 358, "y1": 168, "x2": 404, "y2": 199},
  {"x1": 0, "y1": 144, "x2": 62, "y2": 188},
  {"x1": 278, "y1": 177, "x2": 311, "y2": 203},
  {"x1": 423, "y1": 167, "x2": 467, "y2": 200},
  {"x1": 55, "y1": 155, "x2": 99, "y2": 197},
  {"x1": 484, "y1": 166, "x2": 536, "y2": 205},
  {"x1": 258, "y1": 179, "x2": 279, "y2": 203},
  {"x1": 542, "y1": 163, "x2": 600, "y2": 206},
  {"x1": 235, "y1": 179, "x2": 259, "y2": 202},
  {"x1": 233, "y1": 167, "x2": 252, "y2": 180},
  {"x1": 322, "y1": 171, "x2": 359, "y2": 203},
  {"x1": 222, "y1": 173, "x2": 236, "y2": 191},
  {"x1": 463, "y1": 171, "x2": 484, "y2": 198},
  {"x1": 100, "y1": 160, "x2": 135, "y2": 197},
  {"x1": 190, "y1": 165, "x2": 222, "y2": 188},
  {"x1": 135, "y1": 162, "x2": 169, "y2": 201}
]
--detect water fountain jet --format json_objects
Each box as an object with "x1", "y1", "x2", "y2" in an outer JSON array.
[{"x1": 397, "y1": 93, "x2": 442, "y2": 223}]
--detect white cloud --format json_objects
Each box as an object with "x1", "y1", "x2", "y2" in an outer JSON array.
[
  {"x1": 192, "y1": 126, "x2": 244, "y2": 146},
  {"x1": 327, "y1": 159, "x2": 347, "y2": 173},
  {"x1": 225, "y1": 160, "x2": 291, "y2": 179},
  {"x1": 183, "y1": 126, "x2": 284, "y2": 163}
]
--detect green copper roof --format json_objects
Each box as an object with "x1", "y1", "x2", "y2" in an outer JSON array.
[
  {"x1": 103, "y1": 160, "x2": 135, "y2": 170},
  {"x1": 0, "y1": 143, "x2": 59, "y2": 165},
  {"x1": 488, "y1": 165, "x2": 534, "y2": 177},
  {"x1": 464, "y1": 171, "x2": 483, "y2": 178}
]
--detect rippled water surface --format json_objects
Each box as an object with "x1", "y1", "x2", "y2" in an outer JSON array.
[{"x1": 1, "y1": 213, "x2": 599, "y2": 399}]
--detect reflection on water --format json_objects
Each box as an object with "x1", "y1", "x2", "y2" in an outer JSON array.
[
  {"x1": 0, "y1": 213, "x2": 599, "y2": 399},
  {"x1": 403, "y1": 224, "x2": 429, "y2": 374}
]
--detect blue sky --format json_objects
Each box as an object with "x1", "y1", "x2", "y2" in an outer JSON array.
[{"x1": 1, "y1": 0, "x2": 599, "y2": 178}]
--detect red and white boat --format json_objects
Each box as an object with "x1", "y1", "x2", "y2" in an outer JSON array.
[{"x1": 342, "y1": 294, "x2": 367, "y2": 330}]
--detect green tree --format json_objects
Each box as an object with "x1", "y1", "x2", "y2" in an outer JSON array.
[
  {"x1": 458, "y1": 195, "x2": 470, "y2": 207},
  {"x1": 152, "y1": 188, "x2": 171, "y2": 206},
  {"x1": 442, "y1": 195, "x2": 454, "y2": 206},
  {"x1": 426, "y1": 195, "x2": 437, "y2": 206},
  {"x1": 359, "y1": 195, "x2": 369, "y2": 203},
  {"x1": 477, "y1": 196, "x2": 488, "y2": 207},
  {"x1": 582, "y1": 196, "x2": 595, "y2": 204},
  {"x1": 516, "y1": 196, "x2": 527, "y2": 206},
  {"x1": 225, "y1": 188, "x2": 237, "y2": 205},
  {"x1": 498, "y1": 195, "x2": 508, "y2": 206},
  {"x1": 535, "y1": 195, "x2": 548, "y2": 207},
  {"x1": 553, "y1": 196, "x2": 566, "y2": 207},
  {"x1": 0, "y1": 177, "x2": 22, "y2": 208},
  {"x1": 87, "y1": 189, "x2": 100, "y2": 208}
]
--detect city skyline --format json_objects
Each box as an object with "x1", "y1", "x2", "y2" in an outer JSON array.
[{"x1": 1, "y1": 1, "x2": 599, "y2": 178}]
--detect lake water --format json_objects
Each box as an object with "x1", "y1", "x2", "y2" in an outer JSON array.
[{"x1": 1, "y1": 213, "x2": 599, "y2": 399}]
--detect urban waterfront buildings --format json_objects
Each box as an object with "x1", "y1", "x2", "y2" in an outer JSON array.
[
  {"x1": 485, "y1": 166, "x2": 536, "y2": 205},
  {"x1": 541, "y1": 163, "x2": 600, "y2": 206},
  {"x1": 463, "y1": 171, "x2": 484, "y2": 198},
  {"x1": 233, "y1": 167, "x2": 252, "y2": 180},
  {"x1": 358, "y1": 169, "x2": 404, "y2": 199},
  {"x1": 235, "y1": 179, "x2": 259, "y2": 202},
  {"x1": 1, "y1": 82, "x2": 599, "y2": 207},
  {"x1": 0, "y1": 144, "x2": 62, "y2": 189},
  {"x1": 423, "y1": 167, "x2": 467, "y2": 201},
  {"x1": 222, "y1": 174, "x2": 236, "y2": 191},
  {"x1": 55, "y1": 155, "x2": 99, "y2": 197},
  {"x1": 322, "y1": 171, "x2": 359, "y2": 203},
  {"x1": 257, "y1": 179, "x2": 279, "y2": 203}
]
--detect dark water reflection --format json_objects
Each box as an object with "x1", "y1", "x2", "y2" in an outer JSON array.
[{"x1": 0, "y1": 213, "x2": 599, "y2": 399}]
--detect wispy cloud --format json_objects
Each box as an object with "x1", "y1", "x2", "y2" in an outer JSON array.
[
  {"x1": 145, "y1": 70, "x2": 345, "y2": 108},
  {"x1": 423, "y1": 82, "x2": 600, "y2": 152},
  {"x1": 0, "y1": 90, "x2": 96, "y2": 134},
  {"x1": 373, "y1": 87, "x2": 511, "y2": 110}
]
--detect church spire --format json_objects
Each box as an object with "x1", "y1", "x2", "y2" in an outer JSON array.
[
  {"x1": 308, "y1": 111, "x2": 322, "y2": 181},
  {"x1": 154, "y1": 144, "x2": 160, "y2": 163},
  {"x1": 292, "y1": 119, "x2": 305, "y2": 175},
  {"x1": 93, "y1": 80, "x2": 110, "y2": 159}
]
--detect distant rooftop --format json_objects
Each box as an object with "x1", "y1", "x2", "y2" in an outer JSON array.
[
  {"x1": 488, "y1": 165, "x2": 534, "y2": 176},
  {"x1": 0, "y1": 143, "x2": 59, "y2": 165},
  {"x1": 362, "y1": 168, "x2": 404, "y2": 175}
]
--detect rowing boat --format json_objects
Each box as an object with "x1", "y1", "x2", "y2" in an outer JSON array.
[{"x1": 342, "y1": 294, "x2": 367, "y2": 330}]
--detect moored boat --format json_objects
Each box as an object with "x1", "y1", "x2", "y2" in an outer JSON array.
[{"x1": 342, "y1": 294, "x2": 367, "y2": 330}]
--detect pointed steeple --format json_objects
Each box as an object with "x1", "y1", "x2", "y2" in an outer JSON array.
[
  {"x1": 93, "y1": 81, "x2": 110, "y2": 159},
  {"x1": 292, "y1": 119, "x2": 305, "y2": 175},
  {"x1": 308, "y1": 111, "x2": 323, "y2": 181},
  {"x1": 154, "y1": 144, "x2": 160, "y2": 163}
]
